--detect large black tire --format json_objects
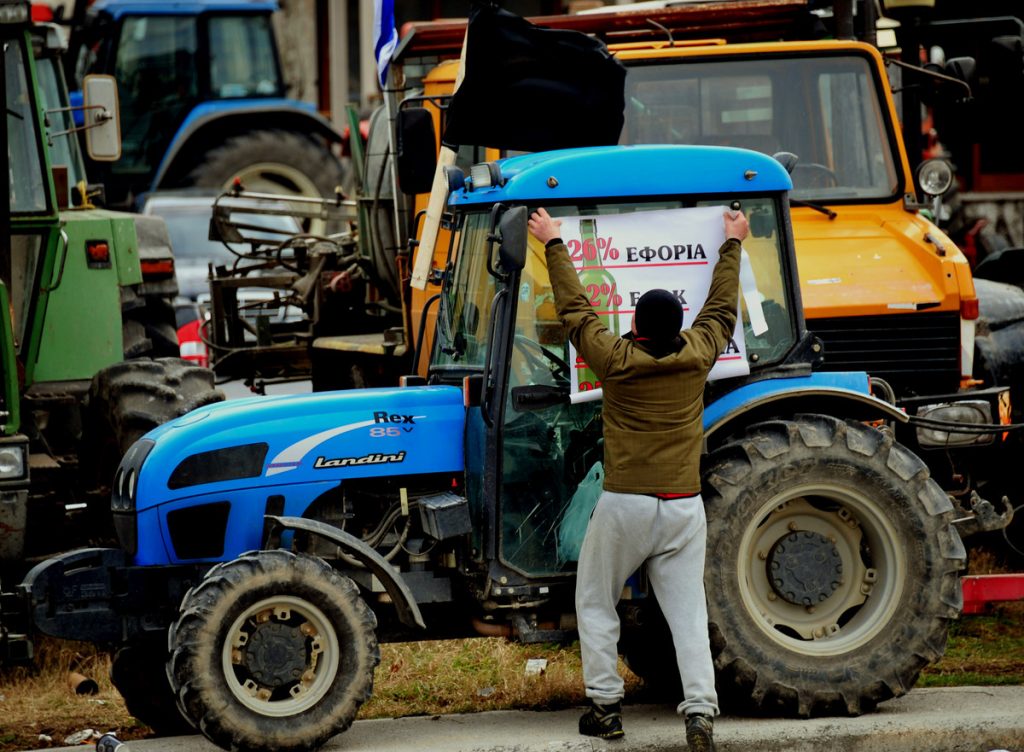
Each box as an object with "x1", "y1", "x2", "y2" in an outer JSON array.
[
  {"x1": 699, "y1": 415, "x2": 964, "y2": 717},
  {"x1": 184, "y1": 129, "x2": 348, "y2": 204},
  {"x1": 79, "y1": 358, "x2": 223, "y2": 543},
  {"x1": 86, "y1": 358, "x2": 224, "y2": 458},
  {"x1": 126, "y1": 296, "x2": 180, "y2": 359},
  {"x1": 168, "y1": 550, "x2": 380, "y2": 752},
  {"x1": 121, "y1": 283, "x2": 180, "y2": 360},
  {"x1": 111, "y1": 637, "x2": 194, "y2": 736}
]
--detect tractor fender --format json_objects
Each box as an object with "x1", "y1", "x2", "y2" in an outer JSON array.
[
  {"x1": 150, "y1": 99, "x2": 344, "y2": 191},
  {"x1": 704, "y1": 371, "x2": 907, "y2": 446},
  {"x1": 264, "y1": 515, "x2": 427, "y2": 630}
]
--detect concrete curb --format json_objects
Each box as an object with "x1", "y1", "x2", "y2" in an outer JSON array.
[{"x1": 30, "y1": 686, "x2": 1024, "y2": 752}]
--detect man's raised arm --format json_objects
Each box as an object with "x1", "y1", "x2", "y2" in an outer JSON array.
[{"x1": 687, "y1": 210, "x2": 749, "y2": 367}]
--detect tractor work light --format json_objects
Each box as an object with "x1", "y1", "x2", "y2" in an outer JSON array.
[
  {"x1": 0, "y1": 0, "x2": 29, "y2": 25},
  {"x1": 915, "y1": 400, "x2": 994, "y2": 447},
  {"x1": 469, "y1": 162, "x2": 503, "y2": 191},
  {"x1": 0, "y1": 442, "x2": 27, "y2": 481},
  {"x1": 916, "y1": 159, "x2": 953, "y2": 197}
]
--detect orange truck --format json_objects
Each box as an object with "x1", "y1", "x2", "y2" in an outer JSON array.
[{"x1": 381, "y1": 2, "x2": 1017, "y2": 542}]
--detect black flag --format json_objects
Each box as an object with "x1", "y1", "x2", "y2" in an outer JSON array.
[{"x1": 443, "y1": 4, "x2": 626, "y2": 152}]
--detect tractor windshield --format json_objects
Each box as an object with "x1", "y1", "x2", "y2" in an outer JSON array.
[
  {"x1": 5, "y1": 37, "x2": 49, "y2": 214},
  {"x1": 207, "y1": 14, "x2": 282, "y2": 99},
  {"x1": 621, "y1": 53, "x2": 901, "y2": 202},
  {"x1": 437, "y1": 196, "x2": 798, "y2": 577}
]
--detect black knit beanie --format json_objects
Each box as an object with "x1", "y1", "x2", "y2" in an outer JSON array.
[{"x1": 634, "y1": 289, "x2": 683, "y2": 343}]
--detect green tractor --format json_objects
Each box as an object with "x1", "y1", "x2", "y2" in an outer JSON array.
[{"x1": 0, "y1": 1, "x2": 222, "y2": 577}]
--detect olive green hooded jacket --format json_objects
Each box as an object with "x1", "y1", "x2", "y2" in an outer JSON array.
[{"x1": 546, "y1": 238, "x2": 741, "y2": 494}]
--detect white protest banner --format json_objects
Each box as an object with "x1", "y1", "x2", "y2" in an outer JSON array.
[{"x1": 561, "y1": 206, "x2": 749, "y2": 392}]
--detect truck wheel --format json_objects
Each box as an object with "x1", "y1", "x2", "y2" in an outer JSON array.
[
  {"x1": 701, "y1": 415, "x2": 964, "y2": 716},
  {"x1": 184, "y1": 129, "x2": 348, "y2": 204},
  {"x1": 168, "y1": 550, "x2": 379, "y2": 752},
  {"x1": 111, "y1": 637, "x2": 194, "y2": 736}
]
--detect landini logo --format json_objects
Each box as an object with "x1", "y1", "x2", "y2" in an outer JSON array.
[{"x1": 313, "y1": 451, "x2": 407, "y2": 469}]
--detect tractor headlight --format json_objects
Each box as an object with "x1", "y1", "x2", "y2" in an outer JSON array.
[
  {"x1": 0, "y1": 443, "x2": 27, "y2": 480},
  {"x1": 111, "y1": 438, "x2": 155, "y2": 512},
  {"x1": 469, "y1": 162, "x2": 503, "y2": 191}
]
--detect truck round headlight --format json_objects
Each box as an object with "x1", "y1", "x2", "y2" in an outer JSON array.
[{"x1": 916, "y1": 159, "x2": 953, "y2": 197}]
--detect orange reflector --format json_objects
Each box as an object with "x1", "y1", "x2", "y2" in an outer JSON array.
[
  {"x1": 463, "y1": 376, "x2": 473, "y2": 408},
  {"x1": 85, "y1": 241, "x2": 110, "y2": 264},
  {"x1": 140, "y1": 259, "x2": 175, "y2": 276},
  {"x1": 960, "y1": 297, "x2": 979, "y2": 320}
]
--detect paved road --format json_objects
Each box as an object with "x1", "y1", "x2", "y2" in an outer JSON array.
[{"x1": 34, "y1": 686, "x2": 1024, "y2": 752}]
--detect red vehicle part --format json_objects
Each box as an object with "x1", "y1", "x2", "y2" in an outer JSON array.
[{"x1": 961, "y1": 574, "x2": 1024, "y2": 614}]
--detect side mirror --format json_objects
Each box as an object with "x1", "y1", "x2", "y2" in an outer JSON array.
[
  {"x1": 82, "y1": 75, "x2": 121, "y2": 161},
  {"x1": 944, "y1": 57, "x2": 976, "y2": 87},
  {"x1": 497, "y1": 206, "x2": 528, "y2": 273},
  {"x1": 397, "y1": 108, "x2": 438, "y2": 194}
]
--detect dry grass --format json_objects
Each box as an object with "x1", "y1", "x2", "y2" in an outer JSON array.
[{"x1": 0, "y1": 638, "x2": 638, "y2": 751}]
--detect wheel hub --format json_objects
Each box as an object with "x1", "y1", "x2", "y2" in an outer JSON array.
[
  {"x1": 767, "y1": 530, "x2": 843, "y2": 606},
  {"x1": 243, "y1": 621, "x2": 308, "y2": 688}
]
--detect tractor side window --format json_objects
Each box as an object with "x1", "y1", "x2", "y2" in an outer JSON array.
[
  {"x1": 207, "y1": 15, "x2": 282, "y2": 98},
  {"x1": 5, "y1": 39, "x2": 48, "y2": 214},
  {"x1": 432, "y1": 212, "x2": 496, "y2": 370},
  {"x1": 113, "y1": 15, "x2": 198, "y2": 178}
]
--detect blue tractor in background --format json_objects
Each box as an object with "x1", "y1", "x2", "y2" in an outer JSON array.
[
  {"x1": 63, "y1": 0, "x2": 348, "y2": 210},
  {"x1": 4, "y1": 146, "x2": 965, "y2": 751}
]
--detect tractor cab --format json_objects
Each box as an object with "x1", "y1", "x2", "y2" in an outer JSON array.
[{"x1": 428, "y1": 144, "x2": 805, "y2": 583}]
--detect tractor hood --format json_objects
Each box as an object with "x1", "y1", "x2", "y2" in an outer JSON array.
[
  {"x1": 113, "y1": 385, "x2": 466, "y2": 565},
  {"x1": 792, "y1": 206, "x2": 970, "y2": 320},
  {"x1": 116, "y1": 386, "x2": 466, "y2": 516}
]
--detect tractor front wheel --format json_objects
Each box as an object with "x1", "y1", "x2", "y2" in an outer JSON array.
[{"x1": 168, "y1": 550, "x2": 379, "y2": 752}]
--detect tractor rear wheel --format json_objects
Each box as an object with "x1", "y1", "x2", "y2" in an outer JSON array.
[
  {"x1": 184, "y1": 129, "x2": 349, "y2": 205},
  {"x1": 701, "y1": 415, "x2": 964, "y2": 716},
  {"x1": 168, "y1": 550, "x2": 379, "y2": 752},
  {"x1": 80, "y1": 358, "x2": 223, "y2": 529}
]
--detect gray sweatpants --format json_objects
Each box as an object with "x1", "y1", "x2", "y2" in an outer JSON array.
[{"x1": 575, "y1": 490, "x2": 718, "y2": 717}]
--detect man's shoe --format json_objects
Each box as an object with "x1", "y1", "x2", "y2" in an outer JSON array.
[
  {"x1": 579, "y1": 700, "x2": 624, "y2": 739},
  {"x1": 685, "y1": 713, "x2": 715, "y2": 752}
]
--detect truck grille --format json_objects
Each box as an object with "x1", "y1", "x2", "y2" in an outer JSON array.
[{"x1": 809, "y1": 312, "x2": 961, "y2": 394}]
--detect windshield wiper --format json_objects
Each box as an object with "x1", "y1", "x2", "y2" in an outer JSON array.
[{"x1": 790, "y1": 198, "x2": 837, "y2": 220}]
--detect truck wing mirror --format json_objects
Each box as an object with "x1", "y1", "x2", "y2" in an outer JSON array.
[
  {"x1": 82, "y1": 75, "x2": 121, "y2": 161},
  {"x1": 498, "y1": 206, "x2": 528, "y2": 273},
  {"x1": 397, "y1": 108, "x2": 438, "y2": 195},
  {"x1": 944, "y1": 57, "x2": 976, "y2": 87}
]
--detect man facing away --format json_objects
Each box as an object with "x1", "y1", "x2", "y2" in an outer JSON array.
[{"x1": 527, "y1": 206, "x2": 749, "y2": 752}]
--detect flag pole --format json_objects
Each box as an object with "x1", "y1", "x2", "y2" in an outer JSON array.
[{"x1": 410, "y1": 31, "x2": 468, "y2": 291}]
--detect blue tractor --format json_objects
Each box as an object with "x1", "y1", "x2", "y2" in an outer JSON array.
[
  {"x1": 5, "y1": 146, "x2": 964, "y2": 750},
  {"x1": 64, "y1": 0, "x2": 348, "y2": 210}
]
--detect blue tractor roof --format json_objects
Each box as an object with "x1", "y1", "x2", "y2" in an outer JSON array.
[
  {"x1": 91, "y1": 0, "x2": 277, "y2": 18},
  {"x1": 449, "y1": 145, "x2": 793, "y2": 206}
]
